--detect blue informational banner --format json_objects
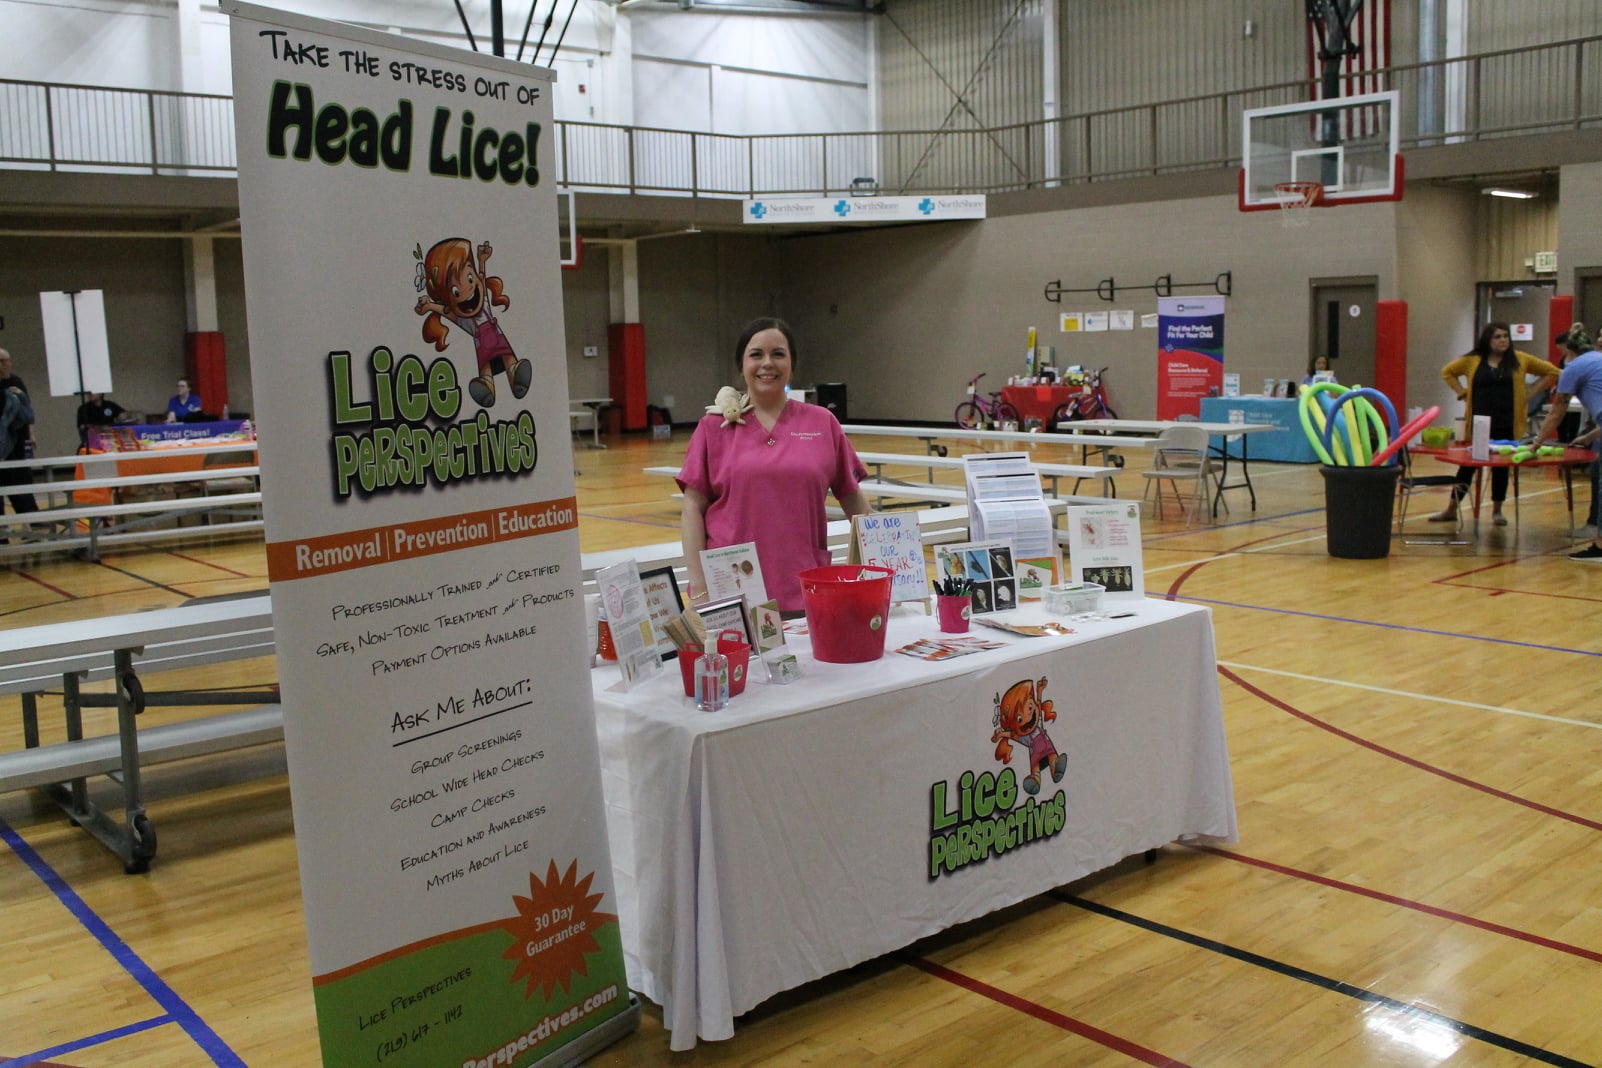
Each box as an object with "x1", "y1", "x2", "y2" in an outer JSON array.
[
  {"x1": 1156, "y1": 297, "x2": 1225, "y2": 419},
  {"x1": 85, "y1": 421, "x2": 255, "y2": 451}
]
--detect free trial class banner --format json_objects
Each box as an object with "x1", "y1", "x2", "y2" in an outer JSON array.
[
  {"x1": 225, "y1": 5, "x2": 635, "y2": 1064},
  {"x1": 1156, "y1": 296, "x2": 1226, "y2": 419}
]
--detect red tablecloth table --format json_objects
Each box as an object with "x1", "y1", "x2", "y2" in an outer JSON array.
[
  {"x1": 1431, "y1": 445, "x2": 1595, "y2": 531},
  {"x1": 1000, "y1": 384, "x2": 1080, "y2": 426}
]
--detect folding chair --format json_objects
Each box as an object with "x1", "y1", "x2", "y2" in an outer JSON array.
[
  {"x1": 1141, "y1": 425, "x2": 1223, "y2": 525},
  {"x1": 1394, "y1": 446, "x2": 1469, "y2": 546}
]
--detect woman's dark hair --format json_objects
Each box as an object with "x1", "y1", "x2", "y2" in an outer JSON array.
[
  {"x1": 1473, "y1": 321, "x2": 1513, "y2": 359},
  {"x1": 1307, "y1": 354, "x2": 1330, "y2": 374},
  {"x1": 733, "y1": 317, "x2": 797, "y2": 367}
]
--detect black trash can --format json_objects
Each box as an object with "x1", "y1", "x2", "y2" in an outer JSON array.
[
  {"x1": 814, "y1": 382, "x2": 847, "y2": 422},
  {"x1": 1320, "y1": 464, "x2": 1401, "y2": 559}
]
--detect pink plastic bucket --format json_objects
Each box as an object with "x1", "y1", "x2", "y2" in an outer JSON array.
[{"x1": 797, "y1": 565, "x2": 894, "y2": 663}]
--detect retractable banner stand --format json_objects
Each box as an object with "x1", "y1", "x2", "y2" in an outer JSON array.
[
  {"x1": 225, "y1": 5, "x2": 635, "y2": 1065},
  {"x1": 1156, "y1": 296, "x2": 1225, "y2": 419}
]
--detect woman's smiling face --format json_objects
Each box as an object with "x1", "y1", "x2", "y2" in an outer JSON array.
[{"x1": 741, "y1": 328, "x2": 793, "y2": 400}]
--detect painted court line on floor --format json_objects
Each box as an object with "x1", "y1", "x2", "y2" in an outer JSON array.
[
  {"x1": 894, "y1": 952, "x2": 1191, "y2": 1067},
  {"x1": 1219, "y1": 660, "x2": 1602, "y2": 731},
  {"x1": 1191, "y1": 596, "x2": 1602, "y2": 658},
  {"x1": 1053, "y1": 892, "x2": 1594, "y2": 1068},
  {"x1": 1219, "y1": 665, "x2": 1602, "y2": 834},
  {"x1": 1187, "y1": 844, "x2": 1602, "y2": 966},
  {"x1": 1, "y1": 1015, "x2": 170, "y2": 1068},
  {"x1": 0, "y1": 818, "x2": 244, "y2": 1067},
  {"x1": 1144, "y1": 532, "x2": 1327, "y2": 574}
]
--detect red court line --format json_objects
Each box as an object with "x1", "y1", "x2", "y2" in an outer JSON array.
[
  {"x1": 1187, "y1": 844, "x2": 1602, "y2": 965},
  {"x1": 166, "y1": 550, "x2": 252, "y2": 578},
  {"x1": 10, "y1": 569, "x2": 76, "y2": 600},
  {"x1": 1218, "y1": 665, "x2": 1602, "y2": 834},
  {"x1": 895, "y1": 952, "x2": 1192, "y2": 1067}
]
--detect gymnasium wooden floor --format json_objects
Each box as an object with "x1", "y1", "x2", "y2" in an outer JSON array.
[{"x1": 2, "y1": 429, "x2": 1600, "y2": 1067}]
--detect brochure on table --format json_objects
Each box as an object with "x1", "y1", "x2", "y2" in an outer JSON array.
[
  {"x1": 699, "y1": 542, "x2": 768, "y2": 605},
  {"x1": 961, "y1": 453, "x2": 1059, "y2": 595},
  {"x1": 227, "y1": 6, "x2": 632, "y2": 1066},
  {"x1": 596, "y1": 560, "x2": 664, "y2": 689},
  {"x1": 1063, "y1": 502, "x2": 1145, "y2": 598}
]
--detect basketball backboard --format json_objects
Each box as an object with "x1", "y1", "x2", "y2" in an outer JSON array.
[{"x1": 1240, "y1": 90, "x2": 1401, "y2": 211}]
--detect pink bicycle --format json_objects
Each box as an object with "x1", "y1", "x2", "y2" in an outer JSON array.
[{"x1": 954, "y1": 373, "x2": 1021, "y2": 430}]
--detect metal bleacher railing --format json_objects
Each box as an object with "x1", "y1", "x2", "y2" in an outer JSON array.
[{"x1": 2, "y1": 34, "x2": 1598, "y2": 198}]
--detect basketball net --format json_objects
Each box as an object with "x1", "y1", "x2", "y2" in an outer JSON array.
[{"x1": 1275, "y1": 181, "x2": 1323, "y2": 228}]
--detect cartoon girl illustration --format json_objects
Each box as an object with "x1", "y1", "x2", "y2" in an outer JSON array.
[
  {"x1": 991, "y1": 676, "x2": 1067, "y2": 795},
  {"x1": 414, "y1": 238, "x2": 532, "y2": 407}
]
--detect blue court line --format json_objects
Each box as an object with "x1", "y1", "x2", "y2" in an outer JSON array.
[
  {"x1": 1055, "y1": 892, "x2": 1594, "y2": 1067},
  {"x1": 0, "y1": 818, "x2": 246, "y2": 1067},
  {"x1": 1, "y1": 1014, "x2": 171, "y2": 1068},
  {"x1": 1177, "y1": 595, "x2": 1602, "y2": 657}
]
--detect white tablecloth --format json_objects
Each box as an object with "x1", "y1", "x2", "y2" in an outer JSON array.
[{"x1": 591, "y1": 599, "x2": 1236, "y2": 1049}]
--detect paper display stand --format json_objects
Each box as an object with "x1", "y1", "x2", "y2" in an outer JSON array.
[
  {"x1": 699, "y1": 542, "x2": 768, "y2": 605},
  {"x1": 1063, "y1": 501, "x2": 1145, "y2": 598},
  {"x1": 847, "y1": 512, "x2": 930, "y2": 605},
  {"x1": 933, "y1": 539, "x2": 1017, "y2": 614},
  {"x1": 962, "y1": 452, "x2": 1059, "y2": 596},
  {"x1": 597, "y1": 559, "x2": 665, "y2": 689}
]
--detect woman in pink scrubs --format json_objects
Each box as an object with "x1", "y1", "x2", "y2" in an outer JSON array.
[{"x1": 678, "y1": 318, "x2": 870, "y2": 613}]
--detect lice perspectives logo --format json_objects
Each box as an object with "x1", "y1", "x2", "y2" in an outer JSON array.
[{"x1": 926, "y1": 676, "x2": 1069, "y2": 879}]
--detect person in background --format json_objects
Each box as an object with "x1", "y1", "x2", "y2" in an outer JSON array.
[
  {"x1": 1527, "y1": 321, "x2": 1590, "y2": 421},
  {"x1": 166, "y1": 378, "x2": 203, "y2": 422},
  {"x1": 76, "y1": 392, "x2": 126, "y2": 447},
  {"x1": 1300, "y1": 354, "x2": 1337, "y2": 388},
  {"x1": 1431, "y1": 322, "x2": 1560, "y2": 527},
  {"x1": 0, "y1": 348, "x2": 39, "y2": 520},
  {"x1": 677, "y1": 317, "x2": 870, "y2": 613},
  {"x1": 1534, "y1": 325, "x2": 1602, "y2": 560}
]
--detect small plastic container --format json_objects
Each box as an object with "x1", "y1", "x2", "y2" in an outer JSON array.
[{"x1": 1043, "y1": 582, "x2": 1104, "y2": 616}]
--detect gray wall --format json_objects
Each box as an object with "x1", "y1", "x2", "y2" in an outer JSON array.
[
  {"x1": 637, "y1": 233, "x2": 784, "y2": 419},
  {"x1": 0, "y1": 234, "x2": 199, "y2": 457},
  {"x1": 561, "y1": 249, "x2": 614, "y2": 402},
  {"x1": 1396, "y1": 182, "x2": 1479, "y2": 420},
  {"x1": 773, "y1": 195, "x2": 1403, "y2": 424},
  {"x1": 1558, "y1": 161, "x2": 1602, "y2": 304}
]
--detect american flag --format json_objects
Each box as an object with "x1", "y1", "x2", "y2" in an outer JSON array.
[{"x1": 1306, "y1": 0, "x2": 1391, "y2": 135}]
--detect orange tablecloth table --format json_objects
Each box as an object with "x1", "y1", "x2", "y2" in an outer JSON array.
[{"x1": 73, "y1": 445, "x2": 258, "y2": 507}]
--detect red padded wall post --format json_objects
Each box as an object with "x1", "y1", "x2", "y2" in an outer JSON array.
[
  {"x1": 1549, "y1": 295, "x2": 1575, "y2": 362},
  {"x1": 184, "y1": 331, "x2": 228, "y2": 415},
  {"x1": 1373, "y1": 301, "x2": 1407, "y2": 414},
  {"x1": 607, "y1": 322, "x2": 648, "y2": 431}
]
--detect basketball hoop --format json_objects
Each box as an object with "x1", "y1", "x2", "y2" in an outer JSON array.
[{"x1": 1274, "y1": 181, "x2": 1323, "y2": 227}]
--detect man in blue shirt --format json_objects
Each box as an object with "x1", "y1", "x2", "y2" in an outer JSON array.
[{"x1": 1535, "y1": 336, "x2": 1602, "y2": 561}]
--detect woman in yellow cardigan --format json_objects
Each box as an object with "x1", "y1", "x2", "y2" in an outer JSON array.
[{"x1": 1432, "y1": 321, "x2": 1561, "y2": 525}]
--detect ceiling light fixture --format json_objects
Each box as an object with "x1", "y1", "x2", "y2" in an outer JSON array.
[{"x1": 1483, "y1": 187, "x2": 1537, "y2": 199}]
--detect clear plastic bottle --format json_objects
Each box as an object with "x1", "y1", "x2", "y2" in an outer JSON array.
[{"x1": 694, "y1": 650, "x2": 729, "y2": 711}]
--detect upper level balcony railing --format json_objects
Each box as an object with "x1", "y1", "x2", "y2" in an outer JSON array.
[{"x1": 2, "y1": 33, "x2": 1597, "y2": 199}]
